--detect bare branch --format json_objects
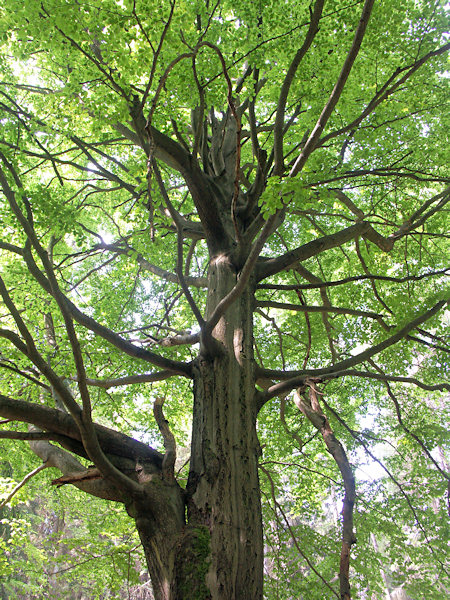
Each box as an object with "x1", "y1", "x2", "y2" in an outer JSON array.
[
  {"x1": 141, "y1": 0, "x2": 177, "y2": 106},
  {"x1": 29, "y1": 438, "x2": 127, "y2": 502},
  {"x1": 294, "y1": 386, "x2": 356, "y2": 600},
  {"x1": 257, "y1": 268, "x2": 450, "y2": 291},
  {"x1": 256, "y1": 221, "x2": 374, "y2": 281},
  {"x1": 0, "y1": 431, "x2": 72, "y2": 441},
  {"x1": 256, "y1": 300, "x2": 386, "y2": 322},
  {"x1": 153, "y1": 397, "x2": 176, "y2": 482},
  {"x1": 318, "y1": 42, "x2": 450, "y2": 147},
  {"x1": 80, "y1": 370, "x2": 177, "y2": 389},
  {"x1": 0, "y1": 240, "x2": 24, "y2": 255},
  {"x1": 153, "y1": 160, "x2": 205, "y2": 325}
]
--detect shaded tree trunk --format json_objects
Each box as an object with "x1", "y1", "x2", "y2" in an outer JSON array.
[{"x1": 134, "y1": 255, "x2": 264, "y2": 599}]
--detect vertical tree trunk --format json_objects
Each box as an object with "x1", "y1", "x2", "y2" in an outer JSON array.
[
  {"x1": 130, "y1": 479, "x2": 186, "y2": 600},
  {"x1": 133, "y1": 254, "x2": 264, "y2": 599},
  {"x1": 185, "y1": 254, "x2": 264, "y2": 599},
  {"x1": 184, "y1": 354, "x2": 263, "y2": 599}
]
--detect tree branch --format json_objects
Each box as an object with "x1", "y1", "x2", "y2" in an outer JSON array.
[
  {"x1": 382, "y1": 377, "x2": 449, "y2": 480},
  {"x1": 0, "y1": 171, "x2": 193, "y2": 375},
  {"x1": 0, "y1": 463, "x2": 48, "y2": 509},
  {"x1": 259, "y1": 464, "x2": 340, "y2": 599},
  {"x1": 273, "y1": 0, "x2": 324, "y2": 175},
  {"x1": 294, "y1": 385, "x2": 356, "y2": 600},
  {"x1": 257, "y1": 268, "x2": 450, "y2": 291},
  {"x1": 256, "y1": 300, "x2": 385, "y2": 322},
  {"x1": 29, "y1": 439, "x2": 127, "y2": 502},
  {"x1": 318, "y1": 42, "x2": 450, "y2": 147},
  {"x1": 127, "y1": 95, "x2": 230, "y2": 252},
  {"x1": 317, "y1": 370, "x2": 450, "y2": 392},
  {"x1": 258, "y1": 299, "x2": 447, "y2": 401},
  {"x1": 153, "y1": 397, "x2": 176, "y2": 482},
  {"x1": 0, "y1": 394, "x2": 164, "y2": 469},
  {"x1": 256, "y1": 221, "x2": 371, "y2": 281},
  {"x1": 152, "y1": 160, "x2": 205, "y2": 325},
  {"x1": 322, "y1": 398, "x2": 448, "y2": 573},
  {"x1": 80, "y1": 370, "x2": 177, "y2": 389},
  {"x1": 290, "y1": 0, "x2": 376, "y2": 177}
]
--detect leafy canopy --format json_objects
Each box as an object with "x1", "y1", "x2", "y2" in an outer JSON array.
[{"x1": 0, "y1": 0, "x2": 449, "y2": 598}]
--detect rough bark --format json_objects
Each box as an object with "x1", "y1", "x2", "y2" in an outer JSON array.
[
  {"x1": 129, "y1": 478, "x2": 185, "y2": 600},
  {"x1": 181, "y1": 254, "x2": 264, "y2": 600},
  {"x1": 115, "y1": 254, "x2": 264, "y2": 600}
]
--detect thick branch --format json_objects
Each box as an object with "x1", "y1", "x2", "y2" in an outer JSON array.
[
  {"x1": 127, "y1": 100, "x2": 230, "y2": 252},
  {"x1": 273, "y1": 0, "x2": 324, "y2": 174},
  {"x1": 294, "y1": 386, "x2": 356, "y2": 600},
  {"x1": 0, "y1": 394, "x2": 164, "y2": 469},
  {"x1": 256, "y1": 222, "x2": 372, "y2": 281},
  {"x1": 290, "y1": 0, "x2": 376, "y2": 176},
  {"x1": 29, "y1": 439, "x2": 126, "y2": 502},
  {"x1": 259, "y1": 299, "x2": 447, "y2": 400}
]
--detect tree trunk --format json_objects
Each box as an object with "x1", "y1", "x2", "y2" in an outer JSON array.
[
  {"x1": 183, "y1": 354, "x2": 263, "y2": 599},
  {"x1": 134, "y1": 253, "x2": 264, "y2": 599},
  {"x1": 130, "y1": 478, "x2": 186, "y2": 600},
  {"x1": 186, "y1": 254, "x2": 264, "y2": 599},
  {"x1": 128, "y1": 254, "x2": 263, "y2": 599}
]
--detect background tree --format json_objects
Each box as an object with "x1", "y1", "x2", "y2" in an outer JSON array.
[
  {"x1": 0, "y1": 0, "x2": 448, "y2": 598},
  {"x1": 0, "y1": 458, "x2": 148, "y2": 600}
]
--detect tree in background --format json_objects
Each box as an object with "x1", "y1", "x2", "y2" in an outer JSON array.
[
  {"x1": 0, "y1": 0, "x2": 448, "y2": 598},
  {"x1": 1, "y1": 459, "x2": 148, "y2": 600}
]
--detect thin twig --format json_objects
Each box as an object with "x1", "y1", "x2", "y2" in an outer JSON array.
[{"x1": 0, "y1": 463, "x2": 48, "y2": 509}]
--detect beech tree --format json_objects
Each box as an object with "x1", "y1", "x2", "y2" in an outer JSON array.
[{"x1": 0, "y1": 0, "x2": 449, "y2": 598}]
